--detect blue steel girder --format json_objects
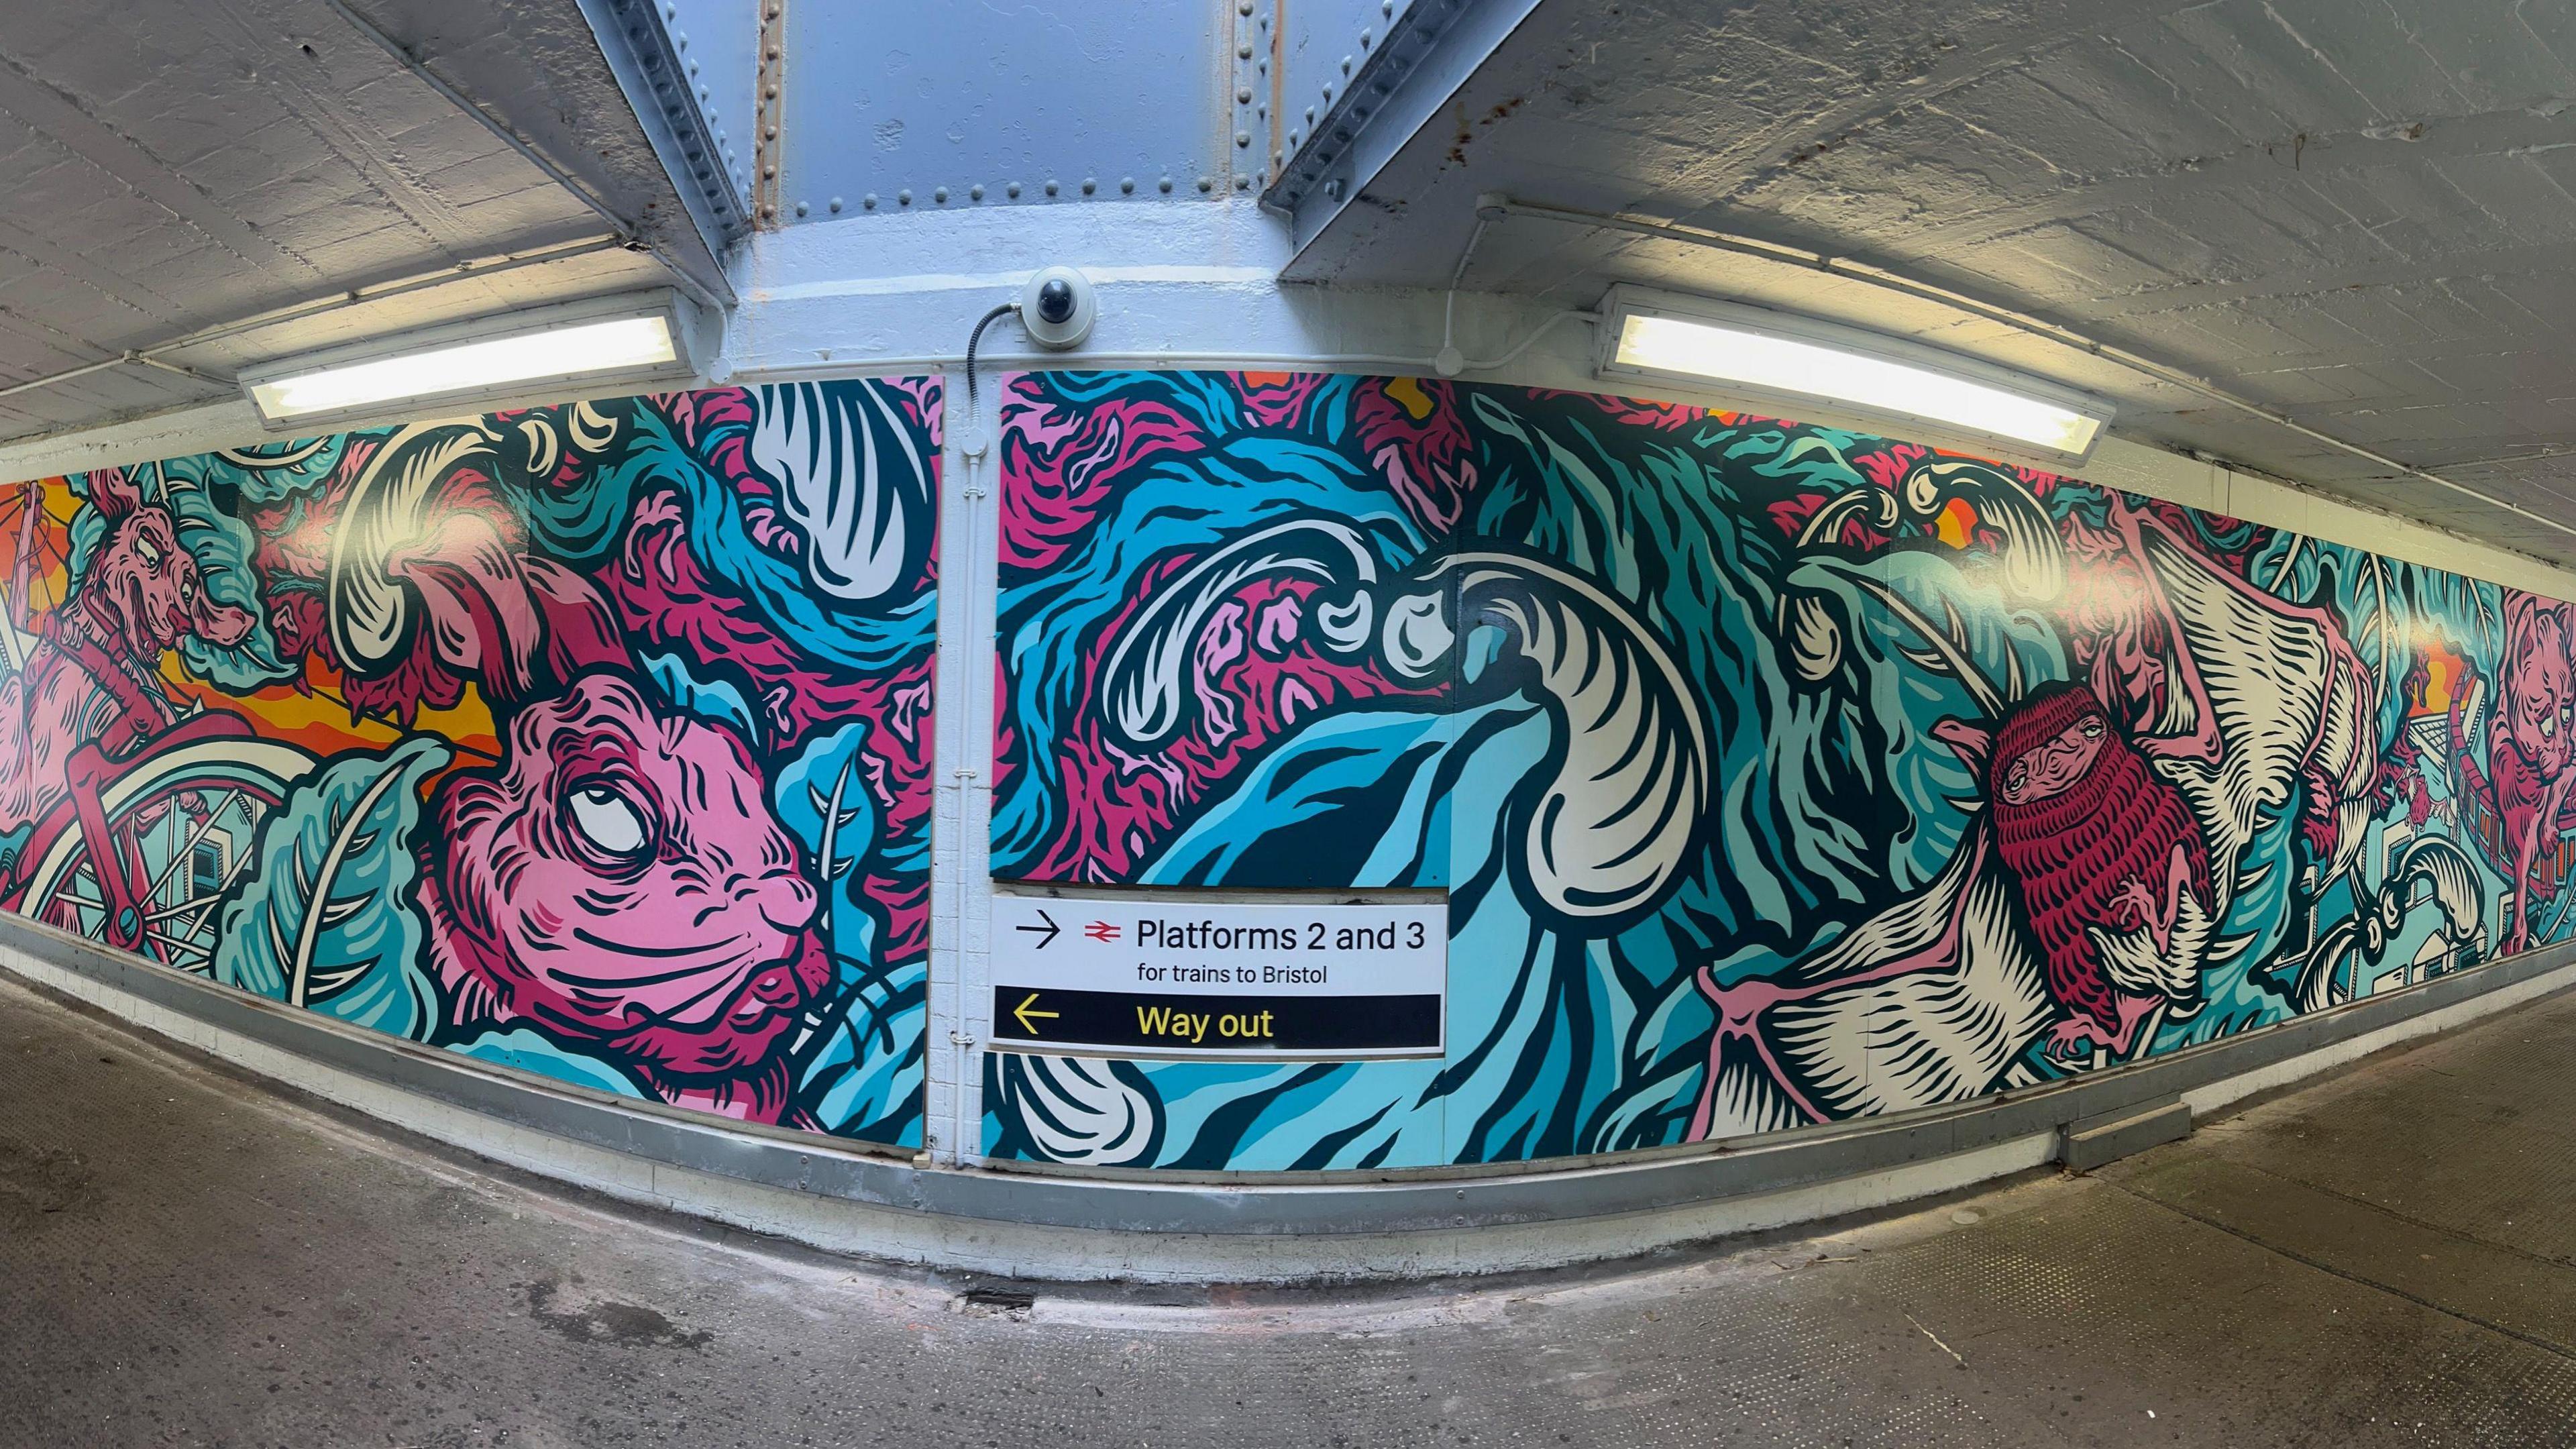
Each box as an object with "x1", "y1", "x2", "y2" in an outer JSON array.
[
  {"x1": 1261, "y1": 0, "x2": 1544, "y2": 254},
  {"x1": 772, "y1": 0, "x2": 1240, "y2": 220},
  {"x1": 576, "y1": 0, "x2": 756, "y2": 248}
]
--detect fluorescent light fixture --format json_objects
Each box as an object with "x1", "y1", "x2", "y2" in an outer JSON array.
[
  {"x1": 241, "y1": 290, "x2": 710, "y2": 430},
  {"x1": 251, "y1": 316, "x2": 674, "y2": 420},
  {"x1": 1595, "y1": 286, "x2": 2111, "y2": 462}
]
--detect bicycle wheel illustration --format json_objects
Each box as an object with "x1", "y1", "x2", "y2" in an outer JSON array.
[{"x1": 18, "y1": 737, "x2": 313, "y2": 975}]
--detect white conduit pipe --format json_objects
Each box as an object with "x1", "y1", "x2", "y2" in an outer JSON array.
[{"x1": 731, "y1": 316, "x2": 1599, "y2": 390}]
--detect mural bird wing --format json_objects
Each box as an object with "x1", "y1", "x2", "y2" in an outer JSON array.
[
  {"x1": 1700, "y1": 822, "x2": 2055, "y2": 1137},
  {"x1": 2133, "y1": 522, "x2": 2375, "y2": 918}
]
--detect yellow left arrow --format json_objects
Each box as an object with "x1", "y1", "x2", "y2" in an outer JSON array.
[{"x1": 1013, "y1": 991, "x2": 1060, "y2": 1035}]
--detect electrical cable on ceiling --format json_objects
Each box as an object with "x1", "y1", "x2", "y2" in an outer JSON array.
[
  {"x1": 1437, "y1": 216, "x2": 1490, "y2": 376},
  {"x1": 733, "y1": 327, "x2": 1599, "y2": 392}
]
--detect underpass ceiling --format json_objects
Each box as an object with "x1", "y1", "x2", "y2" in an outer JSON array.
[
  {"x1": 1285, "y1": 0, "x2": 2576, "y2": 564},
  {"x1": 0, "y1": 0, "x2": 714, "y2": 447}
]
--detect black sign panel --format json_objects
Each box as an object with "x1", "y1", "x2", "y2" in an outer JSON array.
[{"x1": 989, "y1": 985, "x2": 1441, "y2": 1055}]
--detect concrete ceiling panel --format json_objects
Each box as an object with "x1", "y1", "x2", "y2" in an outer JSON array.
[
  {"x1": 1285, "y1": 0, "x2": 2576, "y2": 564},
  {"x1": 0, "y1": 0, "x2": 731, "y2": 449}
]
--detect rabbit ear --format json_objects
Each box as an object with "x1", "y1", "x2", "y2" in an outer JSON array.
[
  {"x1": 2504, "y1": 594, "x2": 2575, "y2": 675},
  {"x1": 2539, "y1": 606, "x2": 2571, "y2": 657},
  {"x1": 86, "y1": 467, "x2": 144, "y2": 520},
  {"x1": 2506, "y1": 590, "x2": 2548, "y2": 653}
]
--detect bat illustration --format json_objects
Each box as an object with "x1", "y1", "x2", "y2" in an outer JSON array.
[
  {"x1": 1958, "y1": 680, "x2": 2213, "y2": 1060},
  {"x1": 1694, "y1": 498, "x2": 2377, "y2": 1139}
]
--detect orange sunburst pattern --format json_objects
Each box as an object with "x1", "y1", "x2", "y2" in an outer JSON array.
[
  {"x1": 2416, "y1": 637, "x2": 2469, "y2": 716},
  {"x1": 160, "y1": 653, "x2": 500, "y2": 767},
  {"x1": 0, "y1": 478, "x2": 78, "y2": 636},
  {"x1": 1933, "y1": 496, "x2": 1981, "y2": 547}
]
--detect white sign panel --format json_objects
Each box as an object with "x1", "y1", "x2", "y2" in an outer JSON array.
[{"x1": 987, "y1": 894, "x2": 1446, "y2": 1059}]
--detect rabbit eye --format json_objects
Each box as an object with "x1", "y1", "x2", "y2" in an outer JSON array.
[{"x1": 566, "y1": 783, "x2": 651, "y2": 863}]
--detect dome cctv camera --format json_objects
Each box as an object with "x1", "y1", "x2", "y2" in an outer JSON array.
[
  {"x1": 1036, "y1": 276, "x2": 1076, "y2": 325},
  {"x1": 1019, "y1": 266, "x2": 1095, "y2": 350}
]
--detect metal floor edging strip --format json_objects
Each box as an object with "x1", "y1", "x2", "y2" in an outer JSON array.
[{"x1": 0, "y1": 909, "x2": 2567, "y2": 1241}]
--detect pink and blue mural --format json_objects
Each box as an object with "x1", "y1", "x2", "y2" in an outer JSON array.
[
  {"x1": 0, "y1": 364, "x2": 2555, "y2": 1175},
  {"x1": 987, "y1": 370, "x2": 2525, "y2": 1171},
  {"x1": 0, "y1": 382, "x2": 938, "y2": 1145}
]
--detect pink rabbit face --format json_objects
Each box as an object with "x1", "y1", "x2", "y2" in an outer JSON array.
[
  {"x1": 88, "y1": 507, "x2": 253, "y2": 658},
  {"x1": 431, "y1": 672, "x2": 822, "y2": 1075},
  {"x1": 2505, "y1": 608, "x2": 2576, "y2": 776}
]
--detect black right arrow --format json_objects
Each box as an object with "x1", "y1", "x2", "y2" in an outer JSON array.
[{"x1": 1015, "y1": 908, "x2": 1061, "y2": 949}]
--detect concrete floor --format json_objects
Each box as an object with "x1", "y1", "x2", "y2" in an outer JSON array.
[{"x1": 4, "y1": 979, "x2": 2576, "y2": 1449}]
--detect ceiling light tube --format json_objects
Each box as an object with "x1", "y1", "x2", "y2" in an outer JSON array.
[
  {"x1": 1593, "y1": 286, "x2": 2112, "y2": 463},
  {"x1": 240, "y1": 290, "x2": 712, "y2": 431}
]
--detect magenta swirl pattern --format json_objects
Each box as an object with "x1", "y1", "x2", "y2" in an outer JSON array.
[
  {"x1": 989, "y1": 370, "x2": 2540, "y2": 1171},
  {"x1": 0, "y1": 384, "x2": 936, "y2": 1146}
]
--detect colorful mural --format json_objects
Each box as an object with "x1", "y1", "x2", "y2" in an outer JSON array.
[
  {"x1": 0, "y1": 382, "x2": 938, "y2": 1146},
  {"x1": 989, "y1": 370, "x2": 2522, "y2": 1171}
]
